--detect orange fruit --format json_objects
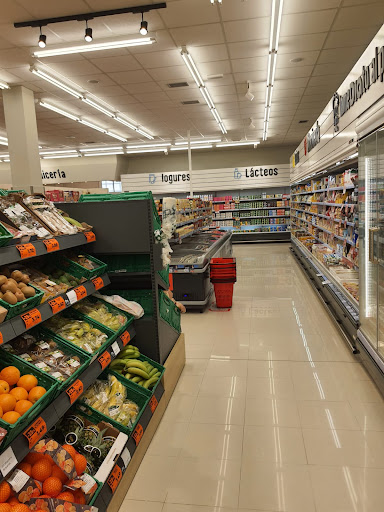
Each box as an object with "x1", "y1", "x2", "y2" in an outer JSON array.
[
  {"x1": 24, "y1": 453, "x2": 44, "y2": 466},
  {"x1": 31, "y1": 459, "x2": 52, "y2": 482},
  {"x1": 74, "y1": 454, "x2": 86, "y2": 476},
  {"x1": 17, "y1": 463, "x2": 32, "y2": 476},
  {"x1": 0, "y1": 504, "x2": 11, "y2": 512},
  {"x1": 14, "y1": 400, "x2": 33, "y2": 416},
  {"x1": 0, "y1": 381, "x2": 10, "y2": 395},
  {"x1": 10, "y1": 388, "x2": 28, "y2": 402},
  {"x1": 42, "y1": 477, "x2": 62, "y2": 497},
  {"x1": 56, "y1": 492, "x2": 74, "y2": 503},
  {"x1": 11, "y1": 505, "x2": 29, "y2": 512},
  {"x1": 2, "y1": 411, "x2": 20, "y2": 424},
  {"x1": 0, "y1": 395, "x2": 16, "y2": 413},
  {"x1": 27, "y1": 387, "x2": 46, "y2": 404},
  {"x1": 7, "y1": 497, "x2": 19, "y2": 506},
  {"x1": 0, "y1": 482, "x2": 11, "y2": 503},
  {"x1": 0, "y1": 405, "x2": 3, "y2": 418},
  {"x1": 50, "y1": 466, "x2": 68, "y2": 484},
  {"x1": 0, "y1": 367, "x2": 20, "y2": 387},
  {"x1": 42, "y1": 454, "x2": 55, "y2": 466},
  {"x1": 17, "y1": 375, "x2": 37, "y2": 392},
  {"x1": 72, "y1": 490, "x2": 86, "y2": 505},
  {"x1": 62, "y1": 445, "x2": 77, "y2": 460}
]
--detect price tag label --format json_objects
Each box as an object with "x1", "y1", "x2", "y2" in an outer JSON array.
[
  {"x1": 74, "y1": 285, "x2": 87, "y2": 301},
  {"x1": 0, "y1": 331, "x2": 3, "y2": 346},
  {"x1": 16, "y1": 243, "x2": 36, "y2": 259},
  {"x1": 120, "y1": 448, "x2": 131, "y2": 469},
  {"x1": 98, "y1": 351, "x2": 111, "y2": 370},
  {"x1": 111, "y1": 341, "x2": 120, "y2": 356},
  {"x1": 23, "y1": 417, "x2": 47, "y2": 448},
  {"x1": 92, "y1": 277, "x2": 104, "y2": 290},
  {"x1": 66, "y1": 290, "x2": 77, "y2": 305},
  {"x1": 66, "y1": 379, "x2": 84, "y2": 404},
  {"x1": 132, "y1": 424, "x2": 143, "y2": 446},
  {"x1": 48, "y1": 296, "x2": 66, "y2": 315},
  {"x1": 84, "y1": 231, "x2": 96, "y2": 243},
  {"x1": 107, "y1": 464, "x2": 122, "y2": 493},
  {"x1": 43, "y1": 239, "x2": 60, "y2": 252},
  {"x1": 21, "y1": 308, "x2": 42, "y2": 329},
  {"x1": 149, "y1": 396, "x2": 158, "y2": 414},
  {"x1": 0, "y1": 446, "x2": 17, "y2": 477},
  {"x1": 120, "y1": 330, "x2": 131, "y2": 346}
]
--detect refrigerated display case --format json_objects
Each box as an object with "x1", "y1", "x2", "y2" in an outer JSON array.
[{"x1": 357, "y1": 129, "x2": 384, "y2": 387}]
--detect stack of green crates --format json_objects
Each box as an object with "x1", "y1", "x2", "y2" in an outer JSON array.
[{"x1": 102, "y1": 253, "x2": 169, "y2": 288}]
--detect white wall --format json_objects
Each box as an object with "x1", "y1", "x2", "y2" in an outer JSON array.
[{"x1": 41, "y1": 155, "x2": 119, "y2": 184}]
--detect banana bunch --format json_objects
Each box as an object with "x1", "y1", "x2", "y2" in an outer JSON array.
[{"x1": 110, "y1": 345, "x2": 161, "y2": 390}]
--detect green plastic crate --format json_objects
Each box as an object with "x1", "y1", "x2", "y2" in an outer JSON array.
[
  {"x1": 109, "y1": 353, "x2": 165, "y2": 397},
  {"x1": 0, "y1": 284, "x2": 44, "y2": 320},
  {"x1": 0, "y1": 189, "x2": 26, "y2": 196},
  {"x1": 104, "y1": 289, "x2": 154, "y2": 316},
  {"x1": 159, "y1": 290, "x2": 181, "y2": 333},
  {"x1": 0, "y1": 351, "x2": 58, "y2": 450},
  {"x1": 78, "y1": 370, "x2": 149, "y2": 437},
  {"x1": 1, "y1": 327, "x2": 92, "y2": 394},
  {"x1": 41, "y1": 309, "x2": 116, "y2": 357},
  {"x1": 58, "y1": 253, "x2": 107, "y2": 280},
  {"x1": 103, "y1": 254, "x2": 169, "y2": 287},
  {"x1": 72, "y1": 296, "x2": 134, "y2": 337},
  {"x1": 0, "y1": 222, "x2": 13, "y2": 247}
]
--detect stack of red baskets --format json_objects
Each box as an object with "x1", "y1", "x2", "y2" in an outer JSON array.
[{"x1": 210, "y1": 257, "x2": 236, "y2": 308}]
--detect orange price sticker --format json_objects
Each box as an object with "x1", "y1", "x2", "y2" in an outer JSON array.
[
  {"x1": 92, "y1": 276, "x2": 104, "y2": 290},
  {"x1": 149, "y1": 396, "x2": 158, "y2": 414},
  {"x1": 84, "y1": 231, "x2": 96, "y2": 243},
  {"x1": 66, "y1": 379, "x2": 84, "y2": 404},
  {"x1": 98, "y1": 351, "x2": 111, "y2": 370},
  {"x1": 132, "y1": 424, "x2": 144, "y2": 446},
  {"x1": 0, "y1": 331, "x2": 3, "y2": 346},
  {"x1": 120, "y1": 330, "x2": 131, "y2": 346},
  {"x1": 107, "y1": 464, "x2": 122, "y2": 493},
  {"x1": 74, "y1": 285, "x2": 87, "y2": 301},
  {"x1": 16, "y1": 243, "x2": 36, "y2": 259},
  {"x1": 21, "y1": 308, "x2": 42, "y2": 329},
  {"x1": 23, "y1": 417, "x2": 47, "y2": 449},
  {"x1": 48, "y1": 296, "x2": 66, "y2": 315},
  {"x1": 43, "y1": 238, "x2": 60, "y2": 252}
]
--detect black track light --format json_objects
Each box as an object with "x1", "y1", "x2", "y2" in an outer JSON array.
[
  {"x1": 139, "y1": 13, "x2": 148, "y2": 35},
  {"x1": 38, "y1": 27, "x2": 46, "y2": 48},
  {"x1": 84, "y1": 21, "x2": 92, "y2": 42}
]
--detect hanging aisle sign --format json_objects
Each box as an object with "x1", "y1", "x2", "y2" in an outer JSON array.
[{"x1": 121, "y1": 164, "x2": 289, "y2": 193}]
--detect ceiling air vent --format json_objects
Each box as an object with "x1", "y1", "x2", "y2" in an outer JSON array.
[
  {"x1": 167, "y1": 82, "x2": 189, "y2": 88},
  {"x1": 181, "y1": 100, "x2": 200, "y2": 105},
  {"x1": 299, "y1": 120, "x2": 308, "y2": 123}
]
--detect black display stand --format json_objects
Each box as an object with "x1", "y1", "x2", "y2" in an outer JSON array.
[{"x1": 61, "y1": 200, "x2": 179, "y2": 364}]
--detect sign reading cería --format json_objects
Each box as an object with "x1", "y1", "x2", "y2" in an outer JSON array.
[
  {"x1": 41, "y1": 169, "x2": 66, "y2": 180},
  {"x1": 333, "y1": 45, "x2": 384, "y2": 132}
]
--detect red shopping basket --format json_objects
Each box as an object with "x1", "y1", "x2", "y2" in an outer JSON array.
[{"x1": 213, "y1": 282, "x2": 234, "y2": 308}]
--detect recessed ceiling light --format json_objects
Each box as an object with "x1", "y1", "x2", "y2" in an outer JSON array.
[
  {"x1": 87, "y1": 79, "x2": 99, "y2": 84},
  {"x1": 290, "y1": 57, "x2": 304, "y2": 63},
  {"x1": 299, "y1": 120, "x2": 308, "y2": 123}
]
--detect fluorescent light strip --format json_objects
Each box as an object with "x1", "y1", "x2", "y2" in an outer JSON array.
[
  {"x1": 175, "y1": 139, "x2": 221, "y2": 145},
  {"x1": 106, "y1": 131, "x2": 127, "y2": 142},
  {"x1": 82, "y1": 98, "x2": 115, "y2": 118},
  {"x1": 84, "y1": 151, "x2": 124, "y2": 157},
  {"x1": 33, "y1": 37, "x2": 156, "y2": 58},
  {"x1": 42, "y1": 154, "x2": 80, "y2": 159},
  {"x1": 39, "y1": 101, "x2": 80, "y2": 121},
  {"x1": 181, "y1": 48, "x2": 226, "y2": 135},
  {"x1": 0, "y1": 81, "x2": 9, "y2": 90},
  {"x1": 0, "y1": 142, "x2": 8, "y2": 147},
  {"x1": 170, "y1": 145, "x2": 213, "y2": 151},
  {"x1": 32, "y1": 68, "x2": 82, "y2": 99},
  {"x1": 40, "y1": 150, "x2": 78, "y2": 155},
  {"x1": 115, "y1": 117, "x2": 137, "y2": 131},
  {"x1": 125, "y1": 148, "x2": 167, "y2": 154},
  {"x1": 0, "y1": 136, "x2": 8, "y2": 144},
  {"x1": 126, "y1": 143, "x2": 171, "y2": 149},
  {"x1": 80, "y1": 146, "x2": 123, "y2": 153},
  {"x1": 136, "y1": 128, "x2": 154, "y2": 140},
  {"x1": 216, "y1": 142, "x2": 259, "y2": 148}
]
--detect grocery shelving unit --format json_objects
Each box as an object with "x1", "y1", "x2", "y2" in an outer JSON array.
[
  {"x1": 290, "y1": 164, "x2": 359, "y2": 347},
  {"x1": 61, "y1": 199, "x2": 180, "y2": 364},
  {"x1": 166, "y1": 205, "x2": 212, "y2": 244}
]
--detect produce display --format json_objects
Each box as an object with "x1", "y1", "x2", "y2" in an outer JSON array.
[
  {"x1": 82, "y1": 375, "x2": 139, "y2": 428},
  {"x1": 0, "y1": 269, "x2": 36, "y2": 306},
  {"x1": 110, "y1": 345, "x2": 161, "y2": 390},
  {"x1": 73, "y1": 299, "x2": 127, "y2": 331},
  {"x1": 66, "y1": 254, "x2": 100, "y2": 271},
  {"x1": 44, "y1": 316, "x2": 108, "y2": 354},
  {"x1": 0, "y1": 197, "x2": 51, "y2": 238},
  {"x1": 22, "y1": 196, "x2": 78, "y2": 235},
  {"x1": 0, "y1": 365, "x2": 46, "y2": 424},
  {"x1": 2, "y1": 333, "x2": 83, "y2": 384}
]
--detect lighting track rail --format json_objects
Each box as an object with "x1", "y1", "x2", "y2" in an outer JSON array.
[{"x1": 14, "y1": 3, "x2": 167, "y2": 28}]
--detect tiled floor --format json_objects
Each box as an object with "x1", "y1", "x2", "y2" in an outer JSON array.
[{"x1": 121, "y1": 244, "x2": 384, "y2": 512}]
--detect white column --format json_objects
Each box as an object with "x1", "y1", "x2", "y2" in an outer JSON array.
[
  {"x1": 3, "y1": 86, "x2": 43, "y2": 193},
  {"x1": 187, "y1": 129, "x2": 193, "y2": 197}
]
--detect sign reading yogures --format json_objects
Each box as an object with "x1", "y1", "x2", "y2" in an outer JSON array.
[{"x1": 333, "y1": 45, "x2": 384, "y2": 132}]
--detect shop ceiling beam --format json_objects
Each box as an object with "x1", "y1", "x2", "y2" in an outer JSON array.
[{"x1": 14, "y1": 3, "x2": 167, "y2": 28}]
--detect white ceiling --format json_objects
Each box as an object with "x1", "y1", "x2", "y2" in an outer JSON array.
[{"x1": 0, "y1": 0, "x2": 381, "y2": 149}]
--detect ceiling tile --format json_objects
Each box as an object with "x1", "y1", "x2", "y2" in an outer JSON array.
[
  {"x1": 198, "y1": 60, "x2": 232, "y2": 77},
  {"x1": 279, "y1": 33, "x2": 327, "y2": 53},
  {"x1": 135, "y1": 50, "x2": 182, "y2": 69},
  {"x1": 277, "y1": 50, "x2": 320, "y2": 68},
  {"x1": 228, "y1": 40, "x2": 269, "y2": 60},
  {"x1": 47, "y1": 60, "x2": 103, "y2": 76},
  {"x1": 93, "y1": 85, "x2": 128, "y2": 97},
  {"x1": 281, "y1": 10, "x2": 337, "y2": 37},
  {"x1": 223, "y1": 18, "x2": 270, "y2": 43},
  {"x1": 220, "y1": 0, "x2": 272, "y2": 20},
  {"x1": 231, "y1": 56, "x2": 268, "y2": 73},
  {"x1": 133, "y1": 92, "x2": 171, "y2": 103},
  {"x1": 317, "y1": 45, "x2": 365, "y2": 64},
  {"x1": 122, "y1": 82, "x2": 162, "y2": 94},
  {"x1": 312, "y1": 62, "x2": 353, "y2": 76},
  {"x1": 107, "y1": 70, "x2": 153, "y2": 84},
  {"x1": 170, "y1": 23, "x2": 225, "y2": 46},
  {"x1": 307, "y1": 74, "x2": 345, "y2": 87},
  {"x1": 332, "y1": 4, "x2": 384, "y2": 31},
  {"x1": 147, "y1": 66, "x2": 190, "y2": 82},
  {"x1": 88, "y1": 56, "x2": 142, "y2": 73},
  {"x1": 187, "y1": 44, "x2": 228, "y2": 63},
  {"x1": 159, "y1": 0, "x2": 220, "y2": 28},
  {"x1": 324, "y1": 26, "x2": 379, "y2": 48},
  {"x1": 275, "y1": 65, "x2": 314, "y2": 79},
  {"x1": 283, "y1": 0, "x2": 341, "y2": 14}
]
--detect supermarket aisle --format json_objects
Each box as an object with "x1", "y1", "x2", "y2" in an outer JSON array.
[{"x1": 123, "y1": 244, "x2": 384, "y2": 512}]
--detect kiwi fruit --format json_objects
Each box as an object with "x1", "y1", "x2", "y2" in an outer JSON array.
[
  {"x1": 22, "y1": 286, "x2": 36, "y2": 298},
  {"x1": 2, "y1": 281, "x2": 17, "y2": 294},
  {"x1": 3, "y1": 291, "x2": 17, "y2": 305},
  {"x1": 20, "y1": 274, "x2": 30, "y2": 284},
  {"x1": 0, "y1": 276, "x2": 7, "y2": 287},
  {"x1": 8, "y1": 278, "x2": 18, "y2": 286},
  {"x1": 18, "y1": 282, "x2": 27, "y2": 289},
  {"x1": 11, "y1": 270, "x2": 23, "y2": 282},
  {"x1": 14, "y1": 290, "x2": 25, "y2": 302}
]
